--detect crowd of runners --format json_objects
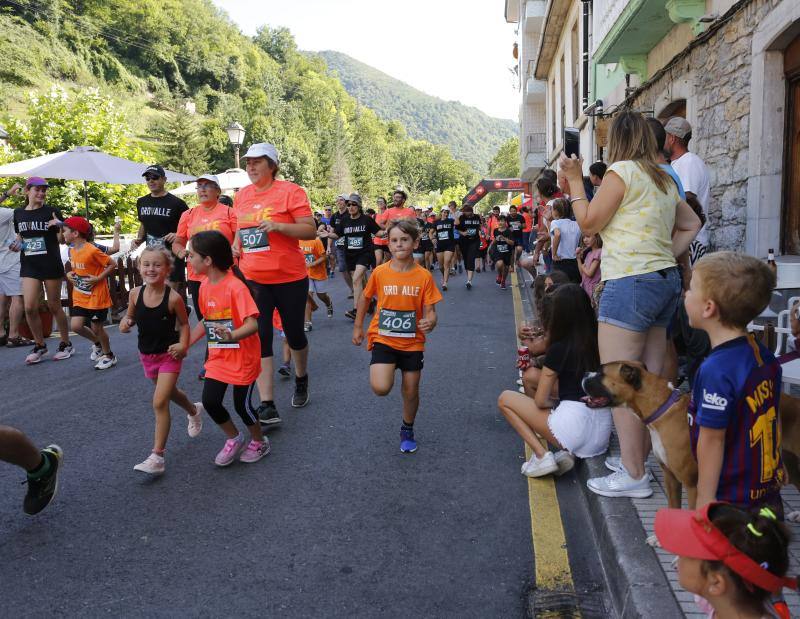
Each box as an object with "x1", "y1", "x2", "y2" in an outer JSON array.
[
  {"x1": 3, "y1": 115, "x2": 799, "y2": 617},
  {"x1": 0, "y1": 140, "x2": 540, "y2": 514}
]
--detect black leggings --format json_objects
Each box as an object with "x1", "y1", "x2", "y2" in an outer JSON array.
[
  {"x1": 187, "y1": 280, "x2": 203, "y2": 320},
  {"x1": 249, "y1": 277, "x2": 309, "y2": 358},
  {"x1": 202, "y1": 378, "x2": 256, "y2": 427},
  {"x1": 460, "y1": 240, "x2": 480, "y2": 272}
]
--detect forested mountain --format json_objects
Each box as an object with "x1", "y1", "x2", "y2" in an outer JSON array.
[
  {"x1": 0, "y1": 0, "x2": 485, "y2": 224},
  {"x1": 318, "y1": 51, "x2": 518, "y2": 174}
]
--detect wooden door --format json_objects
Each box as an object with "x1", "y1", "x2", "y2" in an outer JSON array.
[{"x1": 782, "y1": 36, "x2": 800, "y2": 254}]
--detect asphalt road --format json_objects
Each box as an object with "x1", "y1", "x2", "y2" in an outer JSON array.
[{"x1": 0, "y1": 268, "x2": 535, "y2": 617}]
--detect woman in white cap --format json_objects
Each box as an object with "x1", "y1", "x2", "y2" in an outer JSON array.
[
  {"x1": 232, "y1": 144, "x2": 317, "y2": 426},
  {"x1": 172, "y1": 174, "x2": 238, "y2": 379}
]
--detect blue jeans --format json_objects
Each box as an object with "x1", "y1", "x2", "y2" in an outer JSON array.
[{"x1": 598, "y1": 267, "x2": 681, "y2": 332}]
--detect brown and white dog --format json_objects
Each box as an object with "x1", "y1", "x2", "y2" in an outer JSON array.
[
  {"x1": 583, "y1": 361, "x2": 800, "y2": 523},
  {"x1": 582, "y1": 361, "x2": 698, "y2": 511}
]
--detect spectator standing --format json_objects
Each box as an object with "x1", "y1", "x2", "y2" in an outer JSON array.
[
  {"x1": 0, "y1": 183, "x2": 30, "y2": 348},
  {"x1": 559, "y1": 110, "x2": 701, "y2": 499},
  {"x1": 588, "y1": 162, "x2": 607, "y2": 189},
  {"x1": 664, "y1": 117, "x2": 711, "y2": 265}
]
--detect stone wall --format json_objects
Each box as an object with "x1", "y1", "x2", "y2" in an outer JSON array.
[{"x1": 628, "y1": 0, "x2": 783, "y2": 252}]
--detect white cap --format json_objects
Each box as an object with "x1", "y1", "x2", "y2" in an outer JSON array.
[
  {"x1": 243, "y1": 143, "x2": 280, "y2": 166},
  {"x1": 196, "y1": 174, "x2": 220, "y2": 188}
]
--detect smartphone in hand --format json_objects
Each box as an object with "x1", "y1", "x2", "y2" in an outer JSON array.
[{"x1": 564, "y1": 127, "x2": 580, "y2": 158}]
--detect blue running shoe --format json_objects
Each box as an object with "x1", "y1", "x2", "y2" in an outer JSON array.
[{"x1": 400, "y1": 425, "x2": 417, "y2": 453}]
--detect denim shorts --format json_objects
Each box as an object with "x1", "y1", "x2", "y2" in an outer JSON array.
[{"x1": 598, "y1": 267, "x2": 681, "y2": 332}]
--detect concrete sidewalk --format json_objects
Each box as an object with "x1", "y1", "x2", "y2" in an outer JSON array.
[{"x1": 517, "y1": 265, "x2": 800, "y2": 618}]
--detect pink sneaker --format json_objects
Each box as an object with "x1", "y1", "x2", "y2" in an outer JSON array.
[
  {"x1": 239, "y1": 439, "x2": 270, "y2": 463},
  {"x1": 214, "y1": 435, "x2": 245, "y2": 467}
]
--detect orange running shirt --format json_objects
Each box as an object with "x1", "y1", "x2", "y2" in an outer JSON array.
[
  {"x1": 298, "y1": 238, "x2": 327, "y2": 281},
  {"x1": 362, "y1": 262, "x2": 443, "y2": 352},
  {"x1": 522, "y1": 211, "x2": 533, "y2": 233},
  {"x1": 383, "y1": 207, "x2": 416, "y2": 226},
  {"x1": 199, "y1": 271, "x2": 261, "y2": 386},
  {"x1": 374, "y1": 211, "x2": 389, "y2": 247},
  {"x1": 176, "y1": 203, "x2": 238, "y2": 281},
  {"x1": 68, "y1": 242, "x2": 114, "y2": 310},
  {"x1": 233, "y1": 180, "x2": 313, "y2": 284}
]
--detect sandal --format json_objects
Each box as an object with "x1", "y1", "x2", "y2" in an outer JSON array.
[{"x1": 6, "y1": 336, "x2": 34, "y2": 348}]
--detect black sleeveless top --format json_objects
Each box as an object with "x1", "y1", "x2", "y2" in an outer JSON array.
[{"x1": 134, "y1": 285, "x2": 179, "y2": 354}]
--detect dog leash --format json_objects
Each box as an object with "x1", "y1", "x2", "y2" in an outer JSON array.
[{"x1": 644, "y1": 389, "x2": 683, "y2": 426}]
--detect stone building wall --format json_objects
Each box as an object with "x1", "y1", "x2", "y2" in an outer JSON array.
[{"x1": 627, "y1": 0, "x2": 782, "y2": 252}]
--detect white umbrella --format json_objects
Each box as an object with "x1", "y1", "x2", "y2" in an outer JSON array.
[
  {"x1": 172, "y1": 168, "x2": 250, "y2": 196},
  {"x1": 0, "y1": 146, "x2": 196, "y2": 217}
]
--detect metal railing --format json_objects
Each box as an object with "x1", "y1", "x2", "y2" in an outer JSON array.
[{"x1": 526, "y1": 132, "x2": 546, "y2": 154}]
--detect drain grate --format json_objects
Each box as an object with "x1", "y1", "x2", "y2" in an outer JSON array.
[{"x1": 528, "y1": 588, "x2": 609, "y2": 618}]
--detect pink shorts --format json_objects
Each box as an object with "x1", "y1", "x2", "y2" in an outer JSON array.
[{"x1": 139, "y1": 352, "x2": 182, "y2": 379}]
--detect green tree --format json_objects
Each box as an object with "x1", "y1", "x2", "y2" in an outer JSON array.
[
  {"x1": 488, "y1": 136, "x2": 520, "y2": 178},
  {"x1": 157, "y1": 104, "x2": 209, "y2": 174},
  {"x1": 1, "y1": 85, "x2": 152, "y2": 228}
]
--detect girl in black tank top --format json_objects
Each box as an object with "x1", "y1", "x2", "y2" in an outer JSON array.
[
  {"x1": 118, "y1": 246, "x2": 201, "y2": 476},
  {"x1": 134, "y1": 284, "x2": 179, "y2": 354}
]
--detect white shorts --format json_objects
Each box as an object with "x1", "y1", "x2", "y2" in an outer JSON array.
[
  {"x1": 309, "y1": 278, "x2": 328, "y2": 295},
  {"x1": 0, "y1": 264, "x2": 22, "y2": 296},
  {"x1": 547, "y1": 400, "x2": 612, "y2": 458}
]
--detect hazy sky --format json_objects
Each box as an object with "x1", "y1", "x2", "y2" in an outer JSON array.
[{"x1": 212, "y1": 0, "x2": 519, "y2": 122}]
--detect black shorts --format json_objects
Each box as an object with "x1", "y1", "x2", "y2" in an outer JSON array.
[
  {"x1": 169, "y1": 257, "x2": 186, "y2": 283},
  {"x1": 20, "y1": 260, "x2": 64, "y2": 281},
  {"x1": 419, "y1": 239, "x2": 434, "y2": 253},
  {"x1": 70, "y1": 306, "x2": 109, "y2": 323},
  {"x1": 370, "y1": 342, "x2": 424, "y2": 372},
  {"x1": 492, "y1": 249, "x2": 512, "y2": 264},
  {"x1": 436, "y1": 241, "x2": 455, "y2": 254},
  {"x1": 345, "y1": 251, "x2": 375, "y2": 272}
]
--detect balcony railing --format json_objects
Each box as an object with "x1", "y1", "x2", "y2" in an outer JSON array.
[{"x1": 526, "y1": 133, "x2": 547, "y2": 154}]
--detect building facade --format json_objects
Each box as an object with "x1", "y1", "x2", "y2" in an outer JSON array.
[{"x1": 508, "y1": 0, "x2": 800, "y2": 258}]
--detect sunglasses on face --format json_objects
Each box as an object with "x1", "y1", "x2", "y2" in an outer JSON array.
[
  {"x1": 196, "y1": 183, "x2": 216, "y2": 190},
  {"x1": 347, "y1": 202, "x2": 359, "y2": 207},
  {"x1": 145, "y1": 175, "x2": 162, "y2": 181}
]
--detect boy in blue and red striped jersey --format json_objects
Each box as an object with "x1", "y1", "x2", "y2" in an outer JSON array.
[{"x1": 684, "y1": 252, "x2": 783, "y2": 514}]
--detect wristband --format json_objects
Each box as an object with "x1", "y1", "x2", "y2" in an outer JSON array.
[{"x1": 570, "y1": 197, "x2": 588, "y2": 204}]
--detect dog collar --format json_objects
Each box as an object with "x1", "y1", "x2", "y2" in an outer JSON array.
[{"x1": 644, "y1": 389, "x2": 682, "y2": 426}]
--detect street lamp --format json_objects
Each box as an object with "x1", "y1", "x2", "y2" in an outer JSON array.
[{"x1": 226, "y1": 122, "x2": 246, "y2": 169}]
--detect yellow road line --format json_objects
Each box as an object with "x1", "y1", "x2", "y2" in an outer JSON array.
[{"x1": 510, "y1": 271, "x2": 575, "y2": 594}]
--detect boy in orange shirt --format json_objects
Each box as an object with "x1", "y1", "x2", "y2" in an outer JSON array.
[
  {"x1": 63, "y1": 216, "x2": 117, "y2": 370},
  {"x1": 352, "y1": 219, "x2": 443, "y2": 453},
  {"x1": 299, "y1": 235, "x2": 333, "y2": 332}
]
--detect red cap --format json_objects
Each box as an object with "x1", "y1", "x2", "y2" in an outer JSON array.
[
  {"x1": 63, "y1": 216, "x2": 91, "y2": 236},
  {"x1": 655, "y1": 503, "x2": 798, "y2": 594}
]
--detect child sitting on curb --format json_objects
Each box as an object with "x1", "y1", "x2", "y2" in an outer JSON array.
[{"x1": 498, "y1": 284, "x2": 612, "y2": 477}]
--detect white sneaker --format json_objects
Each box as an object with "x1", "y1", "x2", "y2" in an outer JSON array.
[
  {"x1": 25, "y1": 345, "x2": 48, "y2": 365},
  {"x1": 188, "y1": 403, "x2": 204, "y2": 438},
  {"x1": 587, "y1": 470, "x2": 653, "y2": 498},
  {"x1": 604, "y1": 456, "x2": 655, "y2": 481},
  {"x1": 94, "y1": 354, "x2": 117, "y2": 370},
  {"x1": 53, "y1": 341, "x2": 74, "y2": 360},
  {"x1": 522, "y1": 452, "x2": 559, "y2": 477},
  {"x1": 554, "y1": 451, "x2": 575, "y2": 476},
  {"x1": 90, "y1": 343, "x2": 102, "y2": 361},
  {"x1": 133, "y1": 453, "x2": 165, "y2": 475}
]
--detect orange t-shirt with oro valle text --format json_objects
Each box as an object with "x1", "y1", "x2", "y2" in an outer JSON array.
[
  {"x1": 68, "y1": 242, "x2": 114, "y2": 310},
  {"x1": 298, "y1": 238, "x2": 327, "y2": 281},
  {"x1": 363, "y1": 262, "x2": 443, "y2": 352},
  {"x1": 198, "y1": 271, "x2": 261, "y2": 386},
  {"x1": 233, "y1": 180, "x2": 313, "y2": 285},
  {"x1": 176, "y1": 203, "x2": 237, "y2": 281}
]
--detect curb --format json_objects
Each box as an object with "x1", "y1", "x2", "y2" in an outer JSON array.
[{"x1": 573, "y1": 458, "x2": 683, "y2": 618}]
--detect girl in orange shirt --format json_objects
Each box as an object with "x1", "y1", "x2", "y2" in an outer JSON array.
[
  {"x1": 298, "y1": 236, "x2": 333, "y2": 331},
  {"x1": 188, "y1": 231, "x2": 269, "y2": 467},
  {"x1": 352, "y1": 219, "x2": 443, "y2": 453}
]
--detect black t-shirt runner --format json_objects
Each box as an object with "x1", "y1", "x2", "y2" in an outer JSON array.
[
  {"x1": 416, "y1": 217, "x2": 431, "y2": 242},
  {"x1": 433, "y1": 218, "x2": 455, "y2": 244},
  {"x1": 329, "y1": 210, "x2": 347, "y2": 248},
  {"x1": 506, "y1": 214, "x2": 525, "y2": 241},
  {"x1": 492, "y1": 228, "x2": 514, "y2": 255},
  {"x1": 136, "y1": 193, "x2": 189, "y2": 249},
  {"x1": 335, "y1": 214, "x2": 380, "y2": 254},
  {"x1": 14, "y1": 205, "x2": 65, "y2": 279},
  {"x1": 456, "y1": 213, "x2": 482, "y2": 242}
]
